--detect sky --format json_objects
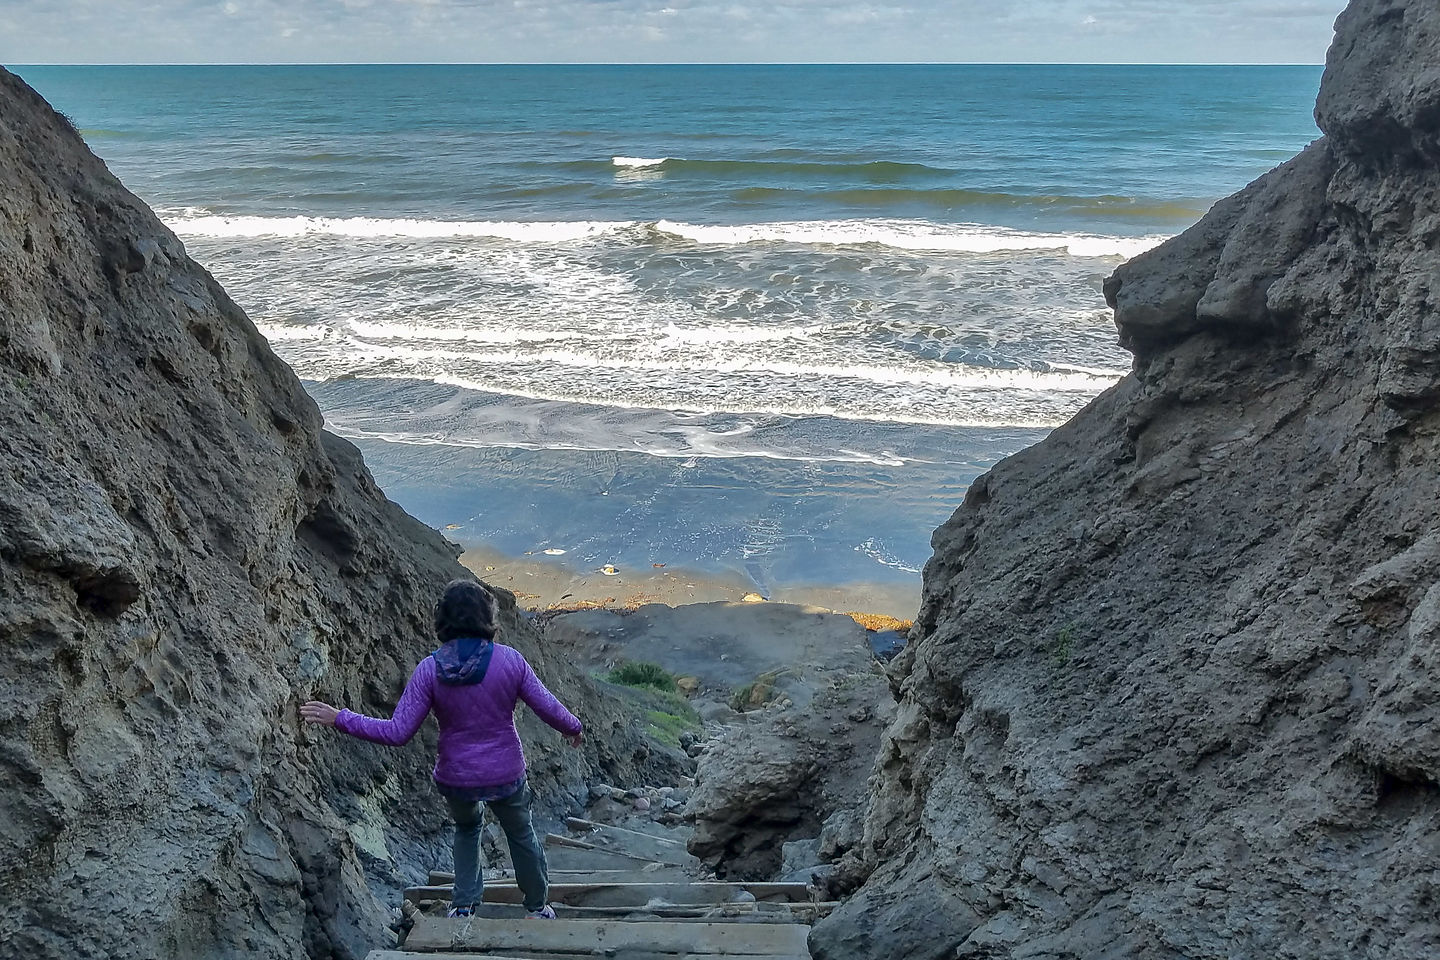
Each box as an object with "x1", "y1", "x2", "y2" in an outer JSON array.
[{"x1": 1, "y1": 0, "x2": 1348, "y2": 65}]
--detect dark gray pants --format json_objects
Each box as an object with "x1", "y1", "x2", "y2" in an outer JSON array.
[{"x1": 445, "y1": 782, "x2": 549, "y2": 911}]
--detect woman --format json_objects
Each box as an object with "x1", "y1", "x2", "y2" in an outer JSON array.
[{"x1": 301, "y1": 579, "x2": 583, "y2": 919}]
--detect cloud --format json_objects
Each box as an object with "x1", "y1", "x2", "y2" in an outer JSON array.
[{"x1": 1, "y1": 0, "x2": 1347, "y2": 64}]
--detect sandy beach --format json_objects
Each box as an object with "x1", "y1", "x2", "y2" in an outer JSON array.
[
  {"x1": 459, "y1": 543, "x2": 920, "y2": 621},
  {"x1": 340, "y1": 430, "x2": 1009, "y2": 622}
]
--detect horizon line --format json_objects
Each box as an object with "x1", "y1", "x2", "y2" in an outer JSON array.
[{"x1": 9, "y1": 60, "x2": 1327, "y2": 68}]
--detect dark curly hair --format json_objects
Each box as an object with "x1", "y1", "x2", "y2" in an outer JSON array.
[{"x1": 434, "y1": 579, "x2": 497, "y2": 643}]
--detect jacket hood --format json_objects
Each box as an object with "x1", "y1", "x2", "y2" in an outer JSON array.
[{"x1": 432, "y1": 637, "x2": 494, "y2": 686}]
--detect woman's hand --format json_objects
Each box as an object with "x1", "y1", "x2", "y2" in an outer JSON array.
[
  {"x1": 565, "y1": 732, "x2": 584, "y2": 748},
  {"x1": 301, "y1": 701, "x2": 340, "y2": 727}
]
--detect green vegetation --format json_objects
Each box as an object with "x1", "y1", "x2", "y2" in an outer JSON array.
[
  {"x1": 644, "y1": 706, "x2": 700, "y2": 748},
  {"x1": 598, "y1": 660, "x2": 699, "y2": 748},
  {"x1": 603, "y1": 660, "x2": 677, "y2": 693},
  {"x1": 1052, "y1": 622, "x2": 1077, "y2": 666},
  {"x1": 730, "y1": 669, "x2": 783, "y2": 712}
]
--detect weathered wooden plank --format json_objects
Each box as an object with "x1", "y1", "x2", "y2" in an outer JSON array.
[
  {"x1": 558, "y1": 820, "x2": 700, "y2": 867},
  {"x1": 370, "y1": 951, "x2": 806, "y2": 960},
  {"x1": 436, "y1": 902, "x2": 834, "y2": 922},
  {"x1": 544, "y1": 847, "x2": 681, "y2": 872},
  {"x1": 561, "y1": 817, "x2": 685, "y2": 846},
  {"x1": 403, "y1": 916, "x2": 812, "y2": 956},
  {"x1": 406, "y1": 880, "x2": 814, "y2": 907},
  {"x1": 428, "y1": 866, "x2": 694, "y2": 888},
  {"x1": 543, "y1": 832, "x2": 687, "y2": 867},
  {"x1": 564, "y1": 817, "x2": 688, "y2": 845}
]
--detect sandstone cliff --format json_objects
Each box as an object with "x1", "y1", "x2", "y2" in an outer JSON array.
[
  {"x1": 0, "y1": 68, "x2": 674, "y2": 959},
  {"x1": 811, "y1": 1, "x2": 1440, "y2": 957}
]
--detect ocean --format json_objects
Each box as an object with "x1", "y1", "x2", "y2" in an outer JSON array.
[{"x1": 15, "y1": 64, "x2": 1324, "y2": 602}]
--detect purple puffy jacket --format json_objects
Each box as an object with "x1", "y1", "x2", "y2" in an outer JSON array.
[{"x1": 335, "y1": 641, "x2": 582, "y2": 788}]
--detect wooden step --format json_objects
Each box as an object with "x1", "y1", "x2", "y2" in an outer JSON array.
[
  {"x1": 402, "y1": 916, "x2": 812, "y2": 956},
  {"x1": 560, "y1": 818, "x2": 696, "y2": 864},
  {"x1": 371, "y1": 951, "x2": 805, "y2": 960},
  {"x1": 429, "y1": 867, "x2": 690, "y2": 885},
  {"x1": 543, "y1": 833, "x2": 691, "y2": 870},
  {"x1": 564, "y1": 817, "x2": 688, "y2": 845},
  {"x1": 406, "y1": 880, "x2": 814, "y2": 908},
  {"x1": 422, "y1": 902, "x2": 834, "y2": 923}
]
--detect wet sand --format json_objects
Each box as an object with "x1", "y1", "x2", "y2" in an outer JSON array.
[
  {"x1": 340, "y1": 430, "x2": 1038, "y2": 622},
  {"x1": 460, "y1": 544, "x2": 921, "y2": 621}
]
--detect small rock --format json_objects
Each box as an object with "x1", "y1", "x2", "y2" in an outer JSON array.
[
  {"x1": 741, "y1": 592, "x2": 765, "y2": 602},
  {"x1": 632, "y1": 796, "x2": 651, "y2": 811},
  {"x1": 782, "y1": 837, "x2": 823, "y2": 875},
  {"x1": 676, "y1": 675, "x2": 700, "y2": 694}
]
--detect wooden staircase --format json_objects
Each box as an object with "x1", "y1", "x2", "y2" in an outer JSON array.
[{"x1": 366, "y1": 820, "x2": 827, "y2": 960}]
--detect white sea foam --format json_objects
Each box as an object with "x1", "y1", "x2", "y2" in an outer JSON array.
[
  {"x1": 342, "y1": 320, "x2": 819, "y2": 350},
  {"x1": 255, "y1": 323, "x2": 329, "y2": 342},
  {"x1": 327, "y1": 412, "x2": 934, "y2": 465},
  {"x1": 855, "y1": 539, "x2": 922, "y2": 574},
  {"x1": 612, "y1": 156, "x2": 670, "y2": 168},
  {"x1": 345, "y1": 321, "x2": 590, "y2": 344},
  {"x1": 654, "y1": 219, "x2": 1166, "y2": 258},
  {"x1": 167, "y1": 215, "x2": 632, "y2": 242},
  {"x1": 170, "y1": 212, "x2": 1165, "y2": 259},
  {"x1": 336, "y1": 340, "x2": 1123, "y2": 395},
  {"x1": 410, "y1": 373, "x2": 1067, "y2": 429},
  {"x1": 656, "y1": 322, "x2": 820, "y2": 346}
]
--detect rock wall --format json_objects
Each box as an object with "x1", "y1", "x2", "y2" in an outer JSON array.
[
  {"x1": 812, "y1": 2, "x2": 1440, "y2": 957},
  {"x1": 0, "y1": 68, "x2": 674, "y2": 960}
]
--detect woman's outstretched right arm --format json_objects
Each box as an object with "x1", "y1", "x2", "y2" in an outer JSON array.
[{"x1": 329, "y1": 659, "x2": 436, "y2": 746}]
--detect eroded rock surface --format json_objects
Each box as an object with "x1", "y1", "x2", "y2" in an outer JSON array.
[
  {"x1": 687, "y1": 666, "x2": 893, "y2": 880},
  {"x1": 812, "y1": 2, "x2": 1440, "y2": 958},
  {"x1": 0, "y1": 68, "x2": 675, "y2": 960}
]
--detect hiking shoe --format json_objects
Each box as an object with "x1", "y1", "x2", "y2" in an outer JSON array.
[
  {"x1": 525, "y1": 904, "x2": 557, "y2": 919},
  {"x1": 446, "y1": 905, "x2": 474, "y2": 918}
]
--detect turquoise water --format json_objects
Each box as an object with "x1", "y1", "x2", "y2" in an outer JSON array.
[{"x1": 13, "y1": 64, "x2": 1323, "y2": 590}]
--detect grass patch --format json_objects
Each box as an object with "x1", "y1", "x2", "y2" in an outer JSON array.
[
  {"x1": 644, "y1": 706, "x2": 701, "y2": 748},
  {"x1": 596, "y1": 664, "x2": 700, "y2": 749},
  {"x1": 730, "y1": 669, "x2": 784, "y2": 712},
  {"x1": 603, "y1": 660, "x2": 678, "y2": 693}
]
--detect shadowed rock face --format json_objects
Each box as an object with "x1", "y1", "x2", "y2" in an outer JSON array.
[
  {"x1": 0, "y1": 69, "x2": 677, "y2": 959},
  {"x1": 811, "y1": 2, "x2": 1440, "y2": 958}
]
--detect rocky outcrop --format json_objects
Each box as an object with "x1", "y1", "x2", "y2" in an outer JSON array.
[
  {"x1": 686, "y1": 668, "x2": 892, "y2": 880},
  {"x1": 0, "y1": 68, "x2": 675, "y2": 960},
  {"x1": 811, "y1": 2, "x2": 1440, "y2": 958}
]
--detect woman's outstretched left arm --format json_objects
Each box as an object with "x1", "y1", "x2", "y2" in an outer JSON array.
[
  {"x1": 302, "y1": 659, "x2": 435, "y2": 746},
  {"x1": 517, "y1": 658, "x2": 584, "y2": 745}
]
